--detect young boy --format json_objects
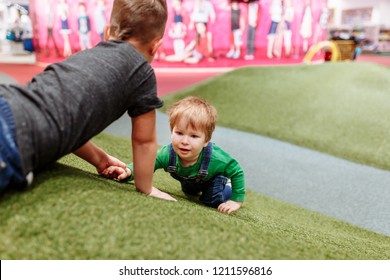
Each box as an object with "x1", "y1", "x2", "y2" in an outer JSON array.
[
  {"x1": 103, "y1": 97, "x2": 245, "y2": 214},
  {"x1": 0, "y1": 0, "x2": 174, "y2": 201}
]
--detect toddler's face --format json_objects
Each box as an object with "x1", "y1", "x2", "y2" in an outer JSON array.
[{"x1": 171, "y1": 118, "x2": 208, "y2": 167}]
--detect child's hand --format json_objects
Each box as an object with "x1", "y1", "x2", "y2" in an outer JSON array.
[
  {"x1": 149, "y1": 186, "x2": 177, "y2": 202},
  {"x1": 96, "y1": 154, "x2": 127, "y2": 174},
  {"x1": 217, "y1": 200, "x2": 242, "y2": 214},
  {"x1": 101, "y1": 166, "x2": 131, "y2": 181}
]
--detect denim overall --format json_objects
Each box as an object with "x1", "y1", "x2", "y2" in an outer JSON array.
[
  {"x1": 0, "y1": 97, "x2": 25, "y2": 191},
  {"x1": 167, "y1": 142, "x2": 231, "y2": 208}
]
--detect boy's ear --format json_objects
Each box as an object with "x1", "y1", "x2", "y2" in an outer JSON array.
[
  {"x1": 103, "y1": 25, "x2": 110, "y2": 41},
  {"x1": 150, "y1": 37, "x2": 163, "y2": 56},
  {"x1": 203, "y1": 141, "x2": 210, "y2": 148}
]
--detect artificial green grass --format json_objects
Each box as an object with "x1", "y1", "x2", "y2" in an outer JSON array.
[
  {"x1": 2, "y1": 62, "x2": 390, "y2": 259},
  {"x1": 1, "y1": 133, "x2": 390, "y2": 259},
  {"x1": 161, "y1": 62, "x2": 390, "y2": 172}
]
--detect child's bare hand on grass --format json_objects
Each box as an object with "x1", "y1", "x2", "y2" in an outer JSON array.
[
  {"x1": 101, "y1": 167, "x2": 176, "y2": 202},
  {"x1": 217, "y1": 200, "x2": 242, "y2": 214},
  {"x1": 149, "y1": 186, "x2": 177, "y2": 202},
  {"x1": 101, "y1": 166, "x2": 131, "y2": 181}
]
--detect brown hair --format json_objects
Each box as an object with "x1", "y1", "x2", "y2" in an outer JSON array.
[
  {"x1": 109, "y1": 0, "x2": 168, "y2": 44},
  {"x1": 167, "y1": 96, "x2": 217, "y2": 142}
]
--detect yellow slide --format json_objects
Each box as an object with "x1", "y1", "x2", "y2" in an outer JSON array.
[{"x1": 303, "y1": 40, "x2": 341, "y2": 64}]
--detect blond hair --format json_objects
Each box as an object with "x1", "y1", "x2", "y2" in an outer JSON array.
[
  {"x1": 167, "y1": 96, "x2": 217, "y2": 142},
  {"x1": 109, "y1": 0, "x2": 168, "y2": 44}
]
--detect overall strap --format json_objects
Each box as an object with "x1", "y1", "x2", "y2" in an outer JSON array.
[
  {"x1": 167, "y1": 143, "x2": 177, "y2": 173},
  {"x1": 197, "y1": 142, "x2": 213, "y2": 179}
]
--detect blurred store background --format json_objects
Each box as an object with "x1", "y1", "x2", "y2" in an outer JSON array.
[{"x1": 0, "y1": 0, "x2": 390, "y2": 65}]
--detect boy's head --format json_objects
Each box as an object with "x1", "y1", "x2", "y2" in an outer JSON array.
[
  {"x1": 108, "y1": 0, "x2": 168, "y2": 45},
  {"x1": 167, "y1": 96, "x2": 217, "y2": 142},
  {"x1": 79, "y1": 2, "x2": 86, "y2": 13}
]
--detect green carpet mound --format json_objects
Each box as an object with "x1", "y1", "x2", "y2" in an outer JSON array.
[
  {"x1": 162, "y1": 62, "x2": 390, "y2": 171},
  {"x1": 1, "y1": 134, "x2": 389, "y2": 259}
]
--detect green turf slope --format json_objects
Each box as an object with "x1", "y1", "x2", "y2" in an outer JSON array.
[
  {"x1": 162, "y1": 62, "x2": 390, "y2": 172},
  {"x1": 1, "y1": 134, "x2": 389, "y2": 259}
]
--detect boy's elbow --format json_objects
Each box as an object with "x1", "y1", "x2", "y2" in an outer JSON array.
[
  {"x1": 132, "y1": 137, "x2": 156, "y2": 146},
  {"x1": 132, "y1": 137, "x2": 158, "y2": 158},
  {"x1": 132, "y1": 132, "x2": 157, "y2": 146}
]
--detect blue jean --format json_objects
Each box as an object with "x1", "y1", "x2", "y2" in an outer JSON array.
[
  {"x1": 0, "y1": 97, "x2": 25, "y2": 192},
  {"x1": 268, "y1": 21, "x2": 279, "y2": 35},
  {"x1": 246, "y1": 26, "x2": 256, "y2": 56},
  {"x1": 181, "y1": 175, "x2": 232, "y2": 208}
]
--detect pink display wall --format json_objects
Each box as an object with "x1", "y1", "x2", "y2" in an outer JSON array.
[
  {"x1": 30, "y1": 0, "x2": 112, "y2": 52},
  {"x1": 30, "y1": 0, "x2": 328, "y2": 56}
]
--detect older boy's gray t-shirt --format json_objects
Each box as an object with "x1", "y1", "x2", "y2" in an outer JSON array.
[{"x1": 1, "y1": 40, "x2": 163, "y2": 175}]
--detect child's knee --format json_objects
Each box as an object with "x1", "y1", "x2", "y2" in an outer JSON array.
[{"x1": 199, "y1": 176, "x2": 232, "y2": 208}]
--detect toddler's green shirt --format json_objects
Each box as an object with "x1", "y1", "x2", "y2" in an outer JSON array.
[{"x1": 126, "y1": 144, "x2": 245, "y2": 202}]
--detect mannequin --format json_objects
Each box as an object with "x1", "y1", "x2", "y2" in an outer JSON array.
[{"x1": 57, "y1": 0, "x2": 72, "y2": 57}]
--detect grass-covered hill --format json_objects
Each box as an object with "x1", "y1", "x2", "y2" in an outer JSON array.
[
  {"x1": 1, "y1": 62, "x2": 390, "y2": 259},
  {"x1": 162, "y1": 62, "x2": 390, "y2": 172}
]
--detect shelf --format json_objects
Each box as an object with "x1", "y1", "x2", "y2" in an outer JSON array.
[{"x1": 378, "y1": 29, "x2": 390, "y2": 52}]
